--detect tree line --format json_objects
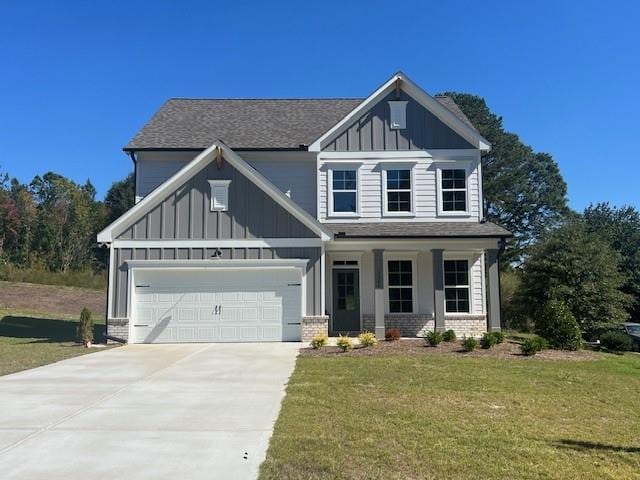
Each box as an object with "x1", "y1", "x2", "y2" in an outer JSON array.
[{"x1": 1, "y1": 93, "x2": 638, "y2": 331}]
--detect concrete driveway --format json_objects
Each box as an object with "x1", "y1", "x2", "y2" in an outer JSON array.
[{"x1": 0, "y1": 343, "x2": 300, "y2": 480}]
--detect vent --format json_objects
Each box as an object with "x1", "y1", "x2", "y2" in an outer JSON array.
[{"x1": 388, "y1": 101, "x2": 408, "y2": 130}]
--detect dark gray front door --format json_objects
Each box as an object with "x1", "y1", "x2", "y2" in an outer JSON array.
[{"x1": 332, "y1": 269, "x2": 360, "y2": 332}]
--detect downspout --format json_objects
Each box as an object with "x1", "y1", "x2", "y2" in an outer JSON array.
[{"x1": 128, "y1": 151, "x2": 138, "y2": 202}]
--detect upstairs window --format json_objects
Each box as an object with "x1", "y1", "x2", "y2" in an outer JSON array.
[
  {"x1": 330, "y1": 169, "x2": 358, "y2": 215},
  {"x1": 385, "y1": 169, "x2": 412, "y2": 214},
  {"x1": 444, "y1": 260, "x2": 470, "y2": 313},
  {"x1": 388, "y1": 260, "x2": 413, "y2": 313},
  {"x1": 208, "y1": 180, "x2": 231, "y2": 211},
  {"x1": 441, "y1": 169, "x2": 467, "y2": 213}
]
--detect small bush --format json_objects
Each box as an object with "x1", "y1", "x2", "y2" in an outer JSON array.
[
  {"x1": 385, "y1": 328, "x2": 401, "y2": 341},
  {"x1": 442, "y1": 329, "x2": 457, "y2": 342},
  {"x1": 77, "y1": 307, "x2": 94, "y2": 346},
  {"x1": 480, "y1": 332, "x2": 498, "y2": 349},
  {"x1": 462, "y1": 337, "x2": 478, "y2": 352},
  {"x1": 310, "y1": 333, "x2": 328, "y2": 349},
  {"x1": 336, "y1": 335, "x2": 354, "y2": 352},
  {"x1": 536, "y1": 300, "x2": 582, "y2": 351},
  {"x1": 424, "y1": 330, "x2": 443, "y2": 347},
  {"x1": 358, "y1": 331, "x2": 378, "y2": 347},
  {"x1": 600, "y1": 331, "x2": 633, "y2": 352},
  {"x1": 491, "y1": 331, "x2": 506, "y2": 344},
  {"x1": 521, "y1": 335, "x2": 548, "y2": 356}
]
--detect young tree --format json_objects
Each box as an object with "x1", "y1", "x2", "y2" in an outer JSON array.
[
  {"x1": 583, "y1": 203, "x2": 640, "y2": 321},
  {"x1": 521, "y1": 219, "x2": 631, "y2": 335},
  {"x1": 440, "y1": 93, "x2": 569, "y2": 265},
  {"x1": 104, "y1": 173, "x2": 134, "y2": 223}
]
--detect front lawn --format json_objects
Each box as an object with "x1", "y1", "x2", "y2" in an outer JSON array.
[
  {"x1": 0, "y1": 309, "x2": 107, "y2": 376},
  {"x1": 260, "y1": 347, "x2": 640, "y2": 479}
]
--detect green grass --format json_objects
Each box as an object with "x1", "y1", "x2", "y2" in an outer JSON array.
[
  {"x1": 0, "y1": 265, "x2": 107, "y2": 290},
  {"x1": 260, "y1": 353, "x2": 640, "y2": 480},
  {"x1": 0, "y1": 309, "x2": 107, "y2": 376}
]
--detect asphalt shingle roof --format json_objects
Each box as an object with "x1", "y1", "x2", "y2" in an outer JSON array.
[
  {"x1": 124, "y1": 96, "x2": 476, "y2": 151},
  {"x1": 327, "y1": 222, "x2": 511, "y2": 238}
]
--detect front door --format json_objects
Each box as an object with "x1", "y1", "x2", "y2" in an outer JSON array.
[{"x1": 332, "y1": 269, "x2": 360, "y2": 332}]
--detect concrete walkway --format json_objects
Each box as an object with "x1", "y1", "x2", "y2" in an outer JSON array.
[{"x1": 0, "y1": 343, "x2": 300, "y2": 480}]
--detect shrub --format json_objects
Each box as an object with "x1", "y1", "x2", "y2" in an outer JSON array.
[
  {"x1": 600, "y1": 331, "x2": 633, "y2": 352},
  {"x1": 462, "y1": 337, "x2": 478, "y2": 352},
  {"x1": 442, "y1": 329, "x2": 457, "y2": 342},
  {"x1": 480, "y1": 332, "x2": 498, "y2": 349},
  {"x1": 336, "y1": 335, "x2": 354, "y2": 352},
  {"x1": 310, "y1": 333, "x2": 328, "y2": 349},
  {"x1": 385, "y1": 328, "x2": 401, "y2": 341},
  {"x1": 358, "y1": 331, "x2": 378, "y2": 347},
  {"x1": 521, "y1": 335, "x2": 548, "y2": 356},
  {"x1": 424, "y1": 330, "x2": 443, "y2": 347},
  {"x1": 535, "y1": 300, "x2": 582, "y2": 350},
  {"x1": 491, "y1": 331, "x2": 506, "y2": 344},
  {"x1": 77, "y1": 307, "x2": 94, "y2": 346}
]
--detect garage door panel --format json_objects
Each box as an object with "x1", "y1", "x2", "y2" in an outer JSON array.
[{"x1": 131, "y1": 269, "x2": 301, "y2": 343}]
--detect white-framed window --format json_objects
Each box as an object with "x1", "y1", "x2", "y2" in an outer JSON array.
[
  {"x1": 387, "y1": 259, "x2": 414, "y2": 313},
  {"x1": 444, "y1": 259, "x2": 470, "y2": 313},
  {"x1": 382, "y1": 167, "x2": 414, "y2": 216},
  {"x1": 328, "y1": 167, "x2": 359, "y2": 216},
  {"x1": 208, "y1": 180, "x2": 231, "y2": 211},
  {"x1": 437, "y1": 166, "x2": 470, "y2": 216}
]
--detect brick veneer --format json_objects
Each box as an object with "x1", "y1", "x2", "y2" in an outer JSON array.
[
  {"x1": 107, "y1": 319, "x2": 129, "y2": 344},
  {"x1": 444, "y1": 315, "x2": 487, "y2": 338},
  {"x1": 302, "y1": 315, "x2": 329, "y2": 342},
  {"x1": 362, "y1": 314, "x2": 434, "y2": 337}
]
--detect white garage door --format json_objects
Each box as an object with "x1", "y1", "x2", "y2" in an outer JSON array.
[{"x1": 130, "y1": 269, "x2": 302, "y2": 343}]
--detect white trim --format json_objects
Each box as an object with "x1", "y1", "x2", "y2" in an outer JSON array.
[
  {"x1": 319, "y1": 151, "x2": 433, "y2": 160},
  {"x1": 442, "y1": 257, "x2": 472, "y2": 314},
  {"x1": 112, "y1": 238, "x2": 323, "y2": 249},
  {"x1": 327, "y1": 164, "x2": 362, "y2": 218},
  {"x1": 383, "y1": 252, "x2": 418, "y2": 314},
  {"x1": 320, "y1": 243, "x2": 326, "y2": 315},
  {"x1": 106, "y1": 244, "x2": 114, "y2": 319},
  {"x1": 308, "y1": 71, "x2": 491, "y2": 152},
  {"x1": 327, "y1": 256, "x2": 363, "y2": 332},
  {"x1": 380, "y1": 163, "x2": 417, "y2": 217},
  {"x1": 208, "y1": 179, "x2": 231, "y2": 211},
  {"x1": 436, "y1": 163, "x2": 472, "y2": 218},
  {"x1": 97, "y1": 140, "x2": 333, "y2": 243}
]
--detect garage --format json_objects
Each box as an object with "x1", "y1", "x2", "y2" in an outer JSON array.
[{"x1": 129, "y1": 267, "x2": 303, "y2": 343}]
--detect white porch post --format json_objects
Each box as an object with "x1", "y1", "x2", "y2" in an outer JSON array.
[
  {"x1": 432, "y1": 249, "x2": 445, "y2": 332},
  {"x1": 373, "y1": 249, "x2": 385, "y2": 339}
]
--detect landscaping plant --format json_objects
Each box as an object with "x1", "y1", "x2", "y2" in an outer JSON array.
[
  {"x1": 600, "y1": 331, "x2": 633, "y2": 352},
  {"x1": 480, "y1": 332, "x2": 498, "y2": 349},
  {"x1": 77, "y1": 307, "x2": 94, "y2": 347},
  {"x1": 336, "y1": 335, "x2": 354, "y2": 352},
  {"x1": 424, "y1": 330, "x2": 443, "y2": 347},
  {"x1": 491, "y1": 331, "x2": 506, "y2": 344},
  {"x1": 535, "y1": 299, "x2": 582, "y2": 350},
  {"x1": 310, "y1": 333, "x2": 328, "y2": 349},
  {"x1": 385, "y1": 328, "x2": 401, "y2": 341},
  {"x1": 521, "y1": 335, "x2": 548, "y2": 356},
  {"x1": 442, "y1": 329, "x2": 457, "y2": 342},
  {"x1": 358, "y1": 331, "x2": 378, "y2": 347},
  {"x1": 462, "y1": 337, "x2": 478, "y2": 352}
]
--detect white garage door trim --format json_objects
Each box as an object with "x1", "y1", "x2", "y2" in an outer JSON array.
[{"x1": 126, "y1": 259, "x2": 308, "y2": 343}]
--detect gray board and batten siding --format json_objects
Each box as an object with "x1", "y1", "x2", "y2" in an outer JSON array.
[
  {"x1": 322, "y1": 90, "x2": 474, "y2": 152},
  {"x1": 110, "y1": 159, "x2": 323, "y2": 321}
]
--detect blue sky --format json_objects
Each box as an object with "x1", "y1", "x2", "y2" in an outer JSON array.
[{"x1": 1, "y1": 0, "x2": 638, "y2": 210}]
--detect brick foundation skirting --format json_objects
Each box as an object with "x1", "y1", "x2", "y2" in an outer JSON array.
[
  {"x1": 444, "y1": 315, "x2": 487, "y2": 338},
  {"x1": 362, "y1": 314, "x2": 434, "y2": 337},
  {"x1": 302, "y1": 315, "x2": 329, "y2": 342},
  {"x1": 107, "y1": 318, "x2": 129, "y2": 344}
]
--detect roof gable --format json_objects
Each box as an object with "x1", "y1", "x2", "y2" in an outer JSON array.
[{"x1": 98, "y1": 141, "x2": 333, "y2": 242}]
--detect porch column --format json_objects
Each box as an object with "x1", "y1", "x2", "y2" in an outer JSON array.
[
  {"x1": 432, "y1": 249, "x2": 445, "y2": 332},
  {"x1": 486, "y1": 249, "x2": 502, "y2": 331},
  {"x1": 373, "y1": 249, "x2": 385, "y2": 339}
]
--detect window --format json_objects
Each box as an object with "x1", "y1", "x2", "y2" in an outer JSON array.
[
  {"x1": 388, "y1": 260, "x2": 413, "y2": 313},
  {"x1": 444, "y1": 260, "x2": 470, "y2": 313},
  {"x1": 385, "y1": 169, "x2": 412, "y2": 213},
  {"x1": 441, "y1": 169, "x2": 467, "y2": 212},
  {"x1": 330, "y1": 169, "x2": 358, "y2": 214},
  {"x1": 208, "y1": 180, "x2": 231, "y2": 211}
]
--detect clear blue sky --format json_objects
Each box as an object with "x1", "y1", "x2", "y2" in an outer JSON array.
[{"x1": 1, "y1": 0, "x2": 638, "y2": 211}]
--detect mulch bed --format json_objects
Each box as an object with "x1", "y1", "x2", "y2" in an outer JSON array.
[{"x1": 300, "y1": 338, "x2": 600, "y2": 361}]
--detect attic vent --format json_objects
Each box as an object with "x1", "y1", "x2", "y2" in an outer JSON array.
[{"x1": 388, "y1": 101, "x2": 408, "y2": 130}]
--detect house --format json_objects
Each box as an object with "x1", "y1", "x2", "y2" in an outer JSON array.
[{"x1": 97, "y1": 72, "x2": 511, "y2": 344}]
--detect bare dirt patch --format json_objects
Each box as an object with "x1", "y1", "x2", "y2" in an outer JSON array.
[
  {"x1": 0, "y1": 281, "x2": 105, "y2": 317},
  {"x1": 300, "y1": 338, "x2": 600, "y2": 361}
]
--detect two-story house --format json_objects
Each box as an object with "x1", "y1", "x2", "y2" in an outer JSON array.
[{"x1": 97, "y1": 72, "x2": 510, "y2": 344}]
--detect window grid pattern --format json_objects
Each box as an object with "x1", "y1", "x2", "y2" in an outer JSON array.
[
  {"x1": 388, "y1": 260, "x2": 413, "y2": 313},
  {"x1": 444, "y1": 260, "x2": 470, "y2": 313},
  {"x1": 441, "y1": 169, "x2": 467, "y2": 212},
  {"x1": 386, "y1": 169, "x2": 411, "y2": 212},
  {"x1": 331, "y1": 170, "x2": 357, "y2": 213}
]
